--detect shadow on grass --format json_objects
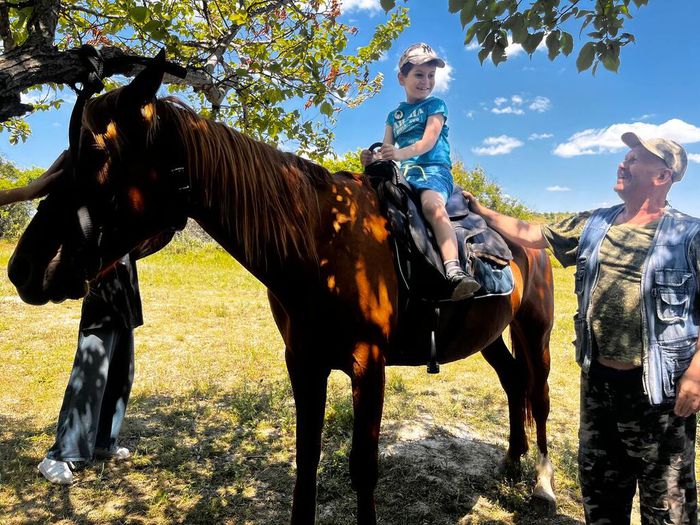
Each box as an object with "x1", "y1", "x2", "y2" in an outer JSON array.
[{"x1": 1, "y1": 387, "x2": 583, "y2": 525}]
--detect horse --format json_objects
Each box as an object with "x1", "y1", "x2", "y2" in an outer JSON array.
[{"x1": 8, "y1": 53, "x2": 555, "y2": 524}]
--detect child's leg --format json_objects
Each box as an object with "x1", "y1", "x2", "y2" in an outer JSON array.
[
  {"x1": 419, "y1": 189, "x2": 480, "y2": 299},
  {"x1": 419, "y1": 190, "x2": 459, "y2": 262}
]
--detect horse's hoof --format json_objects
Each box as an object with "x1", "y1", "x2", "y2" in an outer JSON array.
[
  {"x1": 531, "y1": 486, "x2": 557, "y2": 515},
  {"x1": 498, "y1": 456, "x2": 522, "y2": 480}
]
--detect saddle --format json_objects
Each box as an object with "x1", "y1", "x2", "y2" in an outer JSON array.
[{"x1": 364, "y1": 157, "x2": 514, "y2": 304}]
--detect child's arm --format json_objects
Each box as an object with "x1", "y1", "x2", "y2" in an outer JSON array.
[{"x1": 380, "y1": 114, "x2": 444, "y2": 161}]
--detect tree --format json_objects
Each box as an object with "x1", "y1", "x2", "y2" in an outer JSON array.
[
  {"x1": 0, "y1": 1, "x2": 409, "y2": 157},
  {"x1": 380, "y1": 0, "x2": 649, "y2": 73},
  {"x1": 0, "y1": 157, "x2": 42, "y2": 237}
]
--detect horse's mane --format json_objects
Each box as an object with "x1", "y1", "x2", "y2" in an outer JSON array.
[{"x1": 84, "y1": 91, "x2": 334, "y2": 266}]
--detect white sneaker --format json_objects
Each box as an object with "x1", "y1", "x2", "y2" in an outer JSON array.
[
  {"x1": 38, "y1": 457, "x2": 74, "y2": 485},
  {"x1": 95, "y1": 446, "x2": 131, "y2": 461},
  {"x1": 111, "y1": 446, "x2": 131, "y2": 461}
]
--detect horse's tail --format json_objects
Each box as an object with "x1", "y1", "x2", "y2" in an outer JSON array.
[{"x1": 509, "y1": 322, "x2": 535, "y2": 428}]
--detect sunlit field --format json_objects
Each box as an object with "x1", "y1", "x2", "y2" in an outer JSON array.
[{"x1": 1, "y1": 239, "x2": 696, "y2": 524}]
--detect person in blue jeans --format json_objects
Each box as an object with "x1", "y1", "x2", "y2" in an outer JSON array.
[{"x1": 37, "y1": 231, "x2": 174, "y2": 485}]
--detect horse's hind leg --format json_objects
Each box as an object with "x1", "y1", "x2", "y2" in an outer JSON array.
[
  {"x1": 511, "y1": 316, "x2": 556, "y2": 508},
  {"x1": 286, "y1": 349, "x2": 330, "y2": 525},
  {"x1": 349, "y1": 342, "x2": 385, "y2": 525},
  {"x1": 481, "y1": 336, "x2": 529, "y2": 465}
]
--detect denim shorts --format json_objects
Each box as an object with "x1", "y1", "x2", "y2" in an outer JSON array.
[{"x1": 403, "y1": 164, "x2": 454, "y2": 203}]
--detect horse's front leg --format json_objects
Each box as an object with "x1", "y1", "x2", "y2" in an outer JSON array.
[
  {"x1": 349, "y1": 342, "x2": 385, "y2": 525},
  {"x1": 286, "y1": 348, "x2": 329, "y2": 525}
]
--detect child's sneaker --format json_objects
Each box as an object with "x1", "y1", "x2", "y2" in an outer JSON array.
[
  {"x1": 38, "y1": 457, "x2": 74, "y2": 485},
  {"x1": 447, "y1": 270, "x2": 480, "y2": 300}
]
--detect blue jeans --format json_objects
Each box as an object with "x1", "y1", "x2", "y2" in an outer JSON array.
[{"x1": 46, "y1": 323, "x2": 134, "y2": 462}]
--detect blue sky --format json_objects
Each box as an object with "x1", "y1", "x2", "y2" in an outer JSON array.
[{"x1": 3, "y1": 0, "x2": 699, "y2": 215}]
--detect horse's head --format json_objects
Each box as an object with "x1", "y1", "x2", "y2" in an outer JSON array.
[{"x1": 9, "y1": 51, "x2": 188, "y2": 304}]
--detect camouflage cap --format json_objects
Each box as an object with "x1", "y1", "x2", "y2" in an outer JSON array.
[
  {"x1": 621, "y1": 132, "x2": 688, "y2": 182},
  {"x1": 398, "y1": 43, "x2": 445, "y2": 70}
]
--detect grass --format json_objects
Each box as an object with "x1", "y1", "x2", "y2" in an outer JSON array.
[{"x1": 0, "y1": 239, "x2": 696, "y2": 524}]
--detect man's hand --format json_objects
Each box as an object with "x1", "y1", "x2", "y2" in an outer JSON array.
[
  {"x1": 462, "y1": 191, "x2": 484, "y2": 214},
  {"x1": 675, "y1": 371, "x2": 700, "y2": 417}
]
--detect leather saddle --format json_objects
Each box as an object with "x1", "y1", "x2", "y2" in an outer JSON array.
[{"x1": 364, "y1": 156, "x2": 514, "y2": 304}]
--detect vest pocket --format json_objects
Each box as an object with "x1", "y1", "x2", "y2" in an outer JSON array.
[
  {"x1": 574, "y1": 257, "x2": 587, "y2": 295},
  {"x1": 653, "y1": 270, "x2": 691, "y2": 324},
  {"x1": 573, "y1": 313, "x2": 585, "y2": 363},
  {"x1": 660, "y1": 337, "x2": 695, "y2": 397}
]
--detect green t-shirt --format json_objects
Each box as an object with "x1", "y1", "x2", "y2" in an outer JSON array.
[{"x1": 540, "y1": 212, "x2": 697, "y2": 366}]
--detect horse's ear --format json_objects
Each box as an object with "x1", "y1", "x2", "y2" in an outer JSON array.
[{"x1": 120, "y1": 50, "x2": 166, "y2": 111}]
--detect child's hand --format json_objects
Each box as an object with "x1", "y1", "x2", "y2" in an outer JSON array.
[
  {"x1": 360, "y1": 149, "x2": 374, "y2": 167},
  {"x1": 379, "y1": 143, "x2": 398, "y2": 161}
]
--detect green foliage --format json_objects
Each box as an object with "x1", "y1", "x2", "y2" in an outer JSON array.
[
  {"x1": 0, "y1": 118, "x2": 31, "y2": 145},
  {"x1": 321, "y1": 148, "x2": 365, "y2": 174},
  {"x1": 4, "y1": 1, "x2": 410, "y2": 159},
  {"x1": 382, "y1": 0, "x2": 648, "y2": 73},
  {"x1": 452, "y1": 162, "x2": 533, "y2": 219},
  {"x1": 0, "y1": 159, "x2": 42, "y2": 238}
]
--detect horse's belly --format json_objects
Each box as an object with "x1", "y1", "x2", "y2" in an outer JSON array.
[{"x1": 386, "y1": 296, "x2": 512, "y2": 367}]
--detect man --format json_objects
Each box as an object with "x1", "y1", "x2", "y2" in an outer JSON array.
[{"x1": 464, "y1": 133, "x2": 699, "y2": 525}]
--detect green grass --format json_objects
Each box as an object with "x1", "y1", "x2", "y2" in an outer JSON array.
[{"x1": 0, "y1": 240, "x2": 695, "y2": 524}]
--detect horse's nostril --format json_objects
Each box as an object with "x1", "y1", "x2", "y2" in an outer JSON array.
[{"x1": 7, "y1": 253, "x2": 31, "y2": 289}]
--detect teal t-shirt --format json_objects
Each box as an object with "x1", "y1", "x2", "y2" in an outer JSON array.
[{"x1": 385, "y1": 96, "x2": 451, "y2": 169}]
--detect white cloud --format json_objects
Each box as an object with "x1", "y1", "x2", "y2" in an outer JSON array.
[
  {"x1": 492, "y1": 106, "x2": 524, "y2": 115},
  {"x1": 688, "y1": 153, "x2": 700, "y2": 163},
  {"x1": 489, "y1": 95, "x2": 550, "y2": 115},
  {"x1": 433, "y1": 62, "x2": 453, "y2": 94},
  {"x1": 553, "y1": 119, "x2": 700, "y2": 158},
  {"x1": 465, "y1": 110, "x2": 475, "y2": 119},
  {"x1": 546, "y1": 185, "x2": 571, "y2": 192},
  {"x1": 472, "y1": 135, "x2": 524, "y2": 156},
  {"x1": 529, "y1": 96, "x2": 551, "y2": 112},
  {"x1": 340, "y1": 0, "x2": 382, "y2": 13},
  {"x1": 466, "y1": 35, "x2": 547, "y2": 59},
  {"x1": 491, "y1": 95, "x2": 524, "y2": 115},
  {"x1": 529, "y1": 133, "x2": 553, "y2": 140}
]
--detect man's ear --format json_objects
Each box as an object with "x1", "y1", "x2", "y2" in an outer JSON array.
[
  {"x1": 397, "y1": 71, "x2": 405, "y2": 86},
  {"x1": 655, "y1": 167, "x2": 673, "y2": 186}
]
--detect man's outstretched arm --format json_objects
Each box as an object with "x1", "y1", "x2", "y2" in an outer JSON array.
[{"x1": 463, "y1": 191, "x2": 548, "y2": 249}]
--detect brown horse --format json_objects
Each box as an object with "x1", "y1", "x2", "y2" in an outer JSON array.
[{"x1": 9, "y1": 54, "x2": 555, "y2": 523}]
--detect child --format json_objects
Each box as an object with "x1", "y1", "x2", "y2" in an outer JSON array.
[{"x1": 361, "y1": 43, "x2": 480, "y2": 300}]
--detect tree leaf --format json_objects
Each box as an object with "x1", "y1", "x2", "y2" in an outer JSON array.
[
  {"x1": 449, "y1": 0, "x2": 467, "y2": 14},
  {"x1": 560, "y1": 32, "x2": 574, "y2": 56},
  {"x1": 478, "y1": 46, "x2": 491, "y2": 64},
  {"x1": 576, "y1": 41, "x2": 596, "y2": 72},
  {"x1": 460, "y1": 0, "x2": 477, "y2": 27},
  {"x1": 546, "y1": 30, "x2": 560, "y2": 61},
  {"x1": 380, "y1": 0, "x2": 396, "y2": 12},
  {"x1": 129, "y1": 6, "x2": 149, "y2": 23},
  {"x1": 522, "y1": 32, "x2": 544, "y2": 54}
]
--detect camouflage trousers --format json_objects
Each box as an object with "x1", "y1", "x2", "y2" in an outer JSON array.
[{"x1": 579, "y1": 361, "x2": 698, "y2": 525}]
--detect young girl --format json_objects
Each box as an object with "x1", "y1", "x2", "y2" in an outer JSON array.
[{"x1": 361, "y1": 43, "x2": 480, "y2": 300}]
